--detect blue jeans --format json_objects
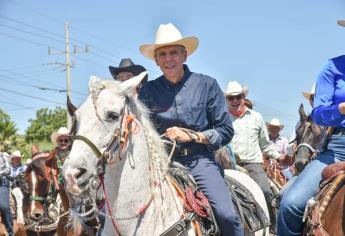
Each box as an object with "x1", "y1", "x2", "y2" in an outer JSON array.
[
  {"x1": 278, "y1": 133, "x2": 345, "y2": 236},
  {"x1": 175, "y1": 152, "x2": 244, "y2": 236},
  {"x1": 0, "y1": 184, "x2": 13, "y2": 236}
]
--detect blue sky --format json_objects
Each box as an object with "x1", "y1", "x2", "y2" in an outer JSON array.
[{"x1": 0, "y1": 0, "x2": 345, "y2": 137}]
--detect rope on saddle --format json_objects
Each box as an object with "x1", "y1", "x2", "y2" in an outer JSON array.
[
  {"x1": 184, "y1": 187, "x2": 209, "y2": 218},
  {"x1": 167, "y1": 162, "x2": 219, "y2": 236}
]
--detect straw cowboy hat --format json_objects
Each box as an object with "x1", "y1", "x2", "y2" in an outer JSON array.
[
  {"x1": 224, "y1": 81, "x2": 249, "y2": 97},
  {"x1": 10, "y1": 150, "x2": 22, "y2": 160},
  {"x1": 140, "y1": 23, "x2": 199, "y2": 60},
  {"x1": 109, "y1": 58, "x2": 146, "y2": 80},
  {"x1": 266, "y1": 118, "x2": 284, "y2": 130},
  {"x1": 337, "y1": 19, "x2": 345, "y2": 27},
  {"x1": 51, "y1": 127, "x2": 70, "y2": 145},
  {"x1": 302, "y1": 84, "x2": 315, "y2": 100}
]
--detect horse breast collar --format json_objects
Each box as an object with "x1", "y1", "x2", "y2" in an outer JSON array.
[{"x1": 304, "y1": 172, "x2": 345, "y2": 236}]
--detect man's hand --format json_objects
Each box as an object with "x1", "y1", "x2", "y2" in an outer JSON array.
[
  {"x1": 277, "y1": 155, "x2": 289, "y2": 167},
  {"x1": 165, "y1": 127, "x2": 193, "y2": 142},
  {"x1": 339, "y1": 102, "x2": 345, "y2": 115}
]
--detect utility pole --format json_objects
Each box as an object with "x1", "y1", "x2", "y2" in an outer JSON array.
[
  {"x1": 48, "y1": 22, "x2": 88, "y2": 130},
  {"x1": 65, "y1": 22, "x2": 72, "y2": 129}
]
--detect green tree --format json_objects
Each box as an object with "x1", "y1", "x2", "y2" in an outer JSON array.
[
  {"x1": 0, "y1": 109, "x2": 18, "y2": 152},
  {"x1": 25, "y1": 107, "x2": 67, "y2": 142}
]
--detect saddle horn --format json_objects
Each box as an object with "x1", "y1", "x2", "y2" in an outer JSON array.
[{"x1": 67, "y1": 96, "x2": 77, "y2": 116}]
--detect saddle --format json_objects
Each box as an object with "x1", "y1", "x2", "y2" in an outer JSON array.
[
  {"x1": 321, "y1": 161, "x2": 345, "y2": 181},
  {"x1": 224, "y1": 175, "x2": 270, "y2": 232},
  {"x1": 163, "y1": 161, "x2": 269, "y2": 235},
  {"x1": 303, "y1": 170, "x2": 345, "y2": 236},
  {"x1": 164, "y1": 162, "x2": 219, "y2": 236}
]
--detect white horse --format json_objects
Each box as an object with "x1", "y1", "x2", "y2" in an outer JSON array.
[{"x1": 62, "y1": 72, "x2": 269, "y2": 236}]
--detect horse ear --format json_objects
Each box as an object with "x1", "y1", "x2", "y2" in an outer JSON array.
[
  {"x1": 67, "y1": 96, "x2": 77, "y2": 116},
  {"x1": 299, "y1": 103, "x2": 307, "y2": 121},
  {"x1": 88, "y1": 75, "x2": 103, "y2": 93},
  {"x1": 31, "y1": 144, "x2": 40, "y2": 155},
  {"x1": 120, "y1": 71, "x2": 148, "y2": 93}
]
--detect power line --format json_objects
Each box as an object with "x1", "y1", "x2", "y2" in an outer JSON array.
[
  {"x1": 0, "y1": 14, "x2": 65, "y2": 40},
  {"x1": 0, "y1": 68, "x2": 64, "y2": 89},
  {"x1": 0, "y1": 87, "x2": 64, "y2": 105},
  {"x1": 0, "y1": 14, "x2": 120, "y2": 62},
  {"x1": 0, "y1": 23, "x2": 66, "y2": 44},
  {"x1": 0, "y1": 75, "x2": 65, "y2": 92},
  {"x1": 0, "y1": 99, "x2": 37, "y2": 110}
]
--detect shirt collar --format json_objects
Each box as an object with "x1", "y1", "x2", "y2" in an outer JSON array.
[{"x1": 160, "y1": 64, "x2": 192, "y2": 89}]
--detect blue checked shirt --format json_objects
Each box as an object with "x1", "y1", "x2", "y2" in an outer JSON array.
[
  {"x1": 312, "y1": 55, "x2": 345, "y2": 126},
  {"x1": 10, "y1": 165, "x2": 27, "y2": 177},
  {"x1": 138, "y1": 65, "x2": 234, "y2": 152}
]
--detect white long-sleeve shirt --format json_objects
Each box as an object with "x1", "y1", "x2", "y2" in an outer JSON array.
[{"x1": 230, "y1": 109, "x2": 281, "y2": 164}]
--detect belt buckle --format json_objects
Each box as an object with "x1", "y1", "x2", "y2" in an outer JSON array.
[{"x1": 183, "y1": 148, "x2": 188, "y2": 156}]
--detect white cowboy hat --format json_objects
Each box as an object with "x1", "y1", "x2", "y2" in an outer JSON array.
[
  {"x1": 337, "y1": 19, "x2": 345, "y2": 27},
  {"x1": 10, "y1": 150, "x2": 22, "y2": 160},
  {"x1": 51, "y1": 127, "x2": 70, "y2": 145},
  {"x1": 266, "y1": 118, "x2": 284, "y2": 130},
  {"x1": 139, "y1": 23, "x2": 199, "y2": 60},
  {"x1": 224, "y1": 81, "x2": 248, "y2": 97},
  {"x1": 302, "y1": 83, "x2": 315, "y2": 100}
]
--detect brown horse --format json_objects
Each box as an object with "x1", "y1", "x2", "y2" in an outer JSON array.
[
  {"x1": 26, "y1": 146, "x2": 99, "y2": 236},
  {"x1": 294, "y1": 104, "x2": 326, "y2": 174},
  {"x1": 291, "y1": 105, "x2": 345, "y2": 235},
  {"x1": 303, "y1": 163, "x2": 345, "y2": 236}
]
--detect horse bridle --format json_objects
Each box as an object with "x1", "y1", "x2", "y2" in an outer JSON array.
[{"x1": 295, "y1": 121, "x2": 316, "y2": 158}]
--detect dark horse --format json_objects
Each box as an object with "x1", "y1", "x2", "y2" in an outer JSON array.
[
  {"x1": 292, "y1": 105, "x2": 345, "y2": 235},
  {"x1": 24, "y1": 146, "x2": 98, "y2": 236},
  {"x1": 294, "y1": 104, "x2": 326, "y2": 174}
]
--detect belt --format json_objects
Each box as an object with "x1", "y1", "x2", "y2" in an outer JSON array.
[
  {"x1": 175, "y1": 148, "x2": 194, "y2": 156},
  {"x1": 333, "y1": 127, "x2": 345, "y2": 135}
]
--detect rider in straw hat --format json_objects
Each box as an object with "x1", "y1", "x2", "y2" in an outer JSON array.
[
  {"x1": 51, "y1": 127, "x2": 71, "y2": 162},
  {"x1": 225, "y1": 80, "x2": 284, "y2": 234},
  {"x1": 9, "y1": 150, "x2": 27, "y2": 178},
  {"x1": 278, "y1": 20, "x2": 345, "y2": 236},
  {"x1": 138, "y1": 23, "x2": 243, "y2": 236},
  {"x1": 266, "y1": 118, "x2": 288, "y2": 155},
  {"x1": 302, "y1": 83, "x2": 315, "y2": 107}
]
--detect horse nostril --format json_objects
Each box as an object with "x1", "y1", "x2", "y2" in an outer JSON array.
[{"x1": 34, "y1": 213, "x2": 42, "y2": 219}]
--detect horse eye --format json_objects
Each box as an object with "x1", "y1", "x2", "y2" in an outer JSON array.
[{"x1": 106, "y1": 112, "x2": 119, "y2": 121}]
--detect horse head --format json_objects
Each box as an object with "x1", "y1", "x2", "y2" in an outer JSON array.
[
  {"x1": 294, "y1": 104, "x2": 325, "y2": 174},
  {"x1": 23, "y1": 148, "x2": 58, "y2": 223},
  {"x1": 62, "y1": 72, "x2": 148, "y2": 196}
]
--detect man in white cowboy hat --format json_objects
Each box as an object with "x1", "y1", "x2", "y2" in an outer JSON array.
[
  {"x1": 0, "y1": 152, "x2": 13, "y2": 235},
  {"x1": 225, "y1": 80, "x2": 285, "y2": 234},
  {"x1": 51, "y1": 127, "x2": 71, "y2": 162},
  {"x1": 9, "y1": 150, "x2": 27, "y2": 178},
  {"x1": 138, "y1": 23, "x2": 243, "y2": 236},
  {"x1": 302, "y1": 83, "x2": 315, "y2": 107},
  {"x1": 266, "y1": 118, "x2": 288, "y2": 156}
]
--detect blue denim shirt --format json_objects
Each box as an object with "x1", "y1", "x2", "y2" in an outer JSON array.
[
  {"x1": 311, "y1": 55, "x2": 345, "y2": 126},
  {"x1": 138, "y1": 65, "x2": 234, "y2": 152}
]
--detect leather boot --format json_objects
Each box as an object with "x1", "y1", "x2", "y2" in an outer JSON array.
[{"x1": 269, "y1": 201, "x2": 278, "y2": 235}]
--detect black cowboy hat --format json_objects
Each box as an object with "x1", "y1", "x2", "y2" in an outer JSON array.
[{"x1": 109, "y1": 58, "x2": 146, "y2": 80}]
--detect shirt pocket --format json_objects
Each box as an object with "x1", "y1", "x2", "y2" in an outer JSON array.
[{"x1": 182, "y1": 104, "x2": 207, "y2": 130}]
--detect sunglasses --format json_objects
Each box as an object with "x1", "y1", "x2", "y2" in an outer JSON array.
[
  {"x1": 58, "y1": 139, "x2": 70, "y2": 144},
  {"x1": 227, "y1": 95, "x2": 243, "y2": 101}
]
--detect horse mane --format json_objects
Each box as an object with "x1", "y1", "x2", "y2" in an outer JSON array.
[{"x1": 91, "y1": 80, "x2": 170, "y2": 209}]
